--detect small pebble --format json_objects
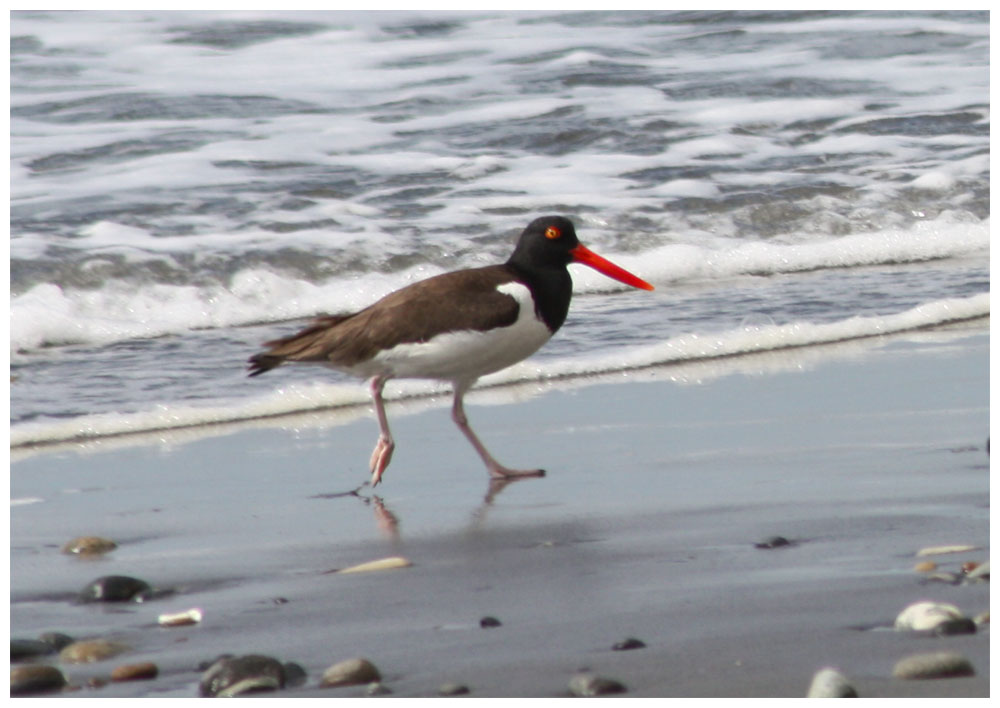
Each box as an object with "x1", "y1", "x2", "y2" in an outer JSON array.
[
  {"x1": 754, "y1": 535, "x2": 792, "y2": 549},
  {"x1": 438, "y1": 681, "x2": 470, "y2": 696},
  {"x1": 913, "y1": 561, "x2": 937, "y2": 573},
  {"x1": 39, "y1": 632, "x2": 74, "y2": 651},
  {"x1": 10, "y1": 665, "x2": 67, "y2": 695},
  {"x1": 59, "y1": 639, "x2": 129, "y2": 664},
  {"x1": 806, "y1": 667, "x2": 858, "y2": 698},
  {"x1": 199, "y1": 655, "x2": 286, "y2": 697},
  {"x1": 892, "y1": 651, "x2": 975, "y2": 680},
  {"x1": 62, "y1": 536, "x2": 117, "y2": 556},
  {"x1": 78, "y1": 575, "x2": 152, "y2": 603},
  {"x1": 366, "y1": 681, "x2": 393, "y2": 696},
  {"x1": 337, "y1": 556, "x2": 412, "y2": 574},
  {"x1": 111, "y1": 662, "x2": 159, "y2": 682},
  {"x1": 568, "y1": 673, "x2": 627, "y2": 697},
  {"x1": 479, "y1": 616, "x2": 502, "y2": 628},
  {"x1": 158, "y1": 608, "x2": 203, "y2": 627},
  {"x1": 611, "y1": 637, "x2": 646, "y2": 651},
  {"x1": 934, "y1": 618, "x2": 976, "y2": 636},
  {"x1": 973, "y1": 610, "x2": 989, "y2": 625},
  {"x1": 916, "y1": 545, "x2": 980, "y2": 557},
  {"x1": 11, "y1": 639, "x2": 58, "y2": 662},
  {"x1": 320, "y1": 657, "x2": 381, "y2": 687},
  {"x1": 283, "y1": 662, "x2": 307, "y2": 687},
  {"x1": 894, "y1": 601, "x2": 964, "y2": 631}
]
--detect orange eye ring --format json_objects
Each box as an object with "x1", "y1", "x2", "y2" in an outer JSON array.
[{"x1": 544, "y1": 226, "x2": 561, "y2": 240}]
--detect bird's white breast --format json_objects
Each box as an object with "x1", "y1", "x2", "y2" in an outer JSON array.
[{"x1": 348, "y1": 282, "x2": 552, "y2": 384}]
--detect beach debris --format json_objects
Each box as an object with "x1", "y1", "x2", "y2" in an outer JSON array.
[
  {"x1": 438, "y1": 681, "x2": 471, "y2": 696},
  {"x1": 336, "y1": 556, "x2": 411, "y2": 574},
  {"x1": 320, "y1": 657, "x2": 381, "y2": 687},
  {"x1": 62, "y1": 536, "x2": 117, "y2": 556},
  {"x1": 78, "y1": 575, "x2": 152, "y2": 603},
  {"x1": 479, "y1": 616, "x2": 502, "y2": 628},
  {"x1": 158, "y1": 608, "x2": 203, "y2": 627},
  {"x1": 806, "y1": 667, "x2": 858, "y2": 698},
  {"x1": 59, "y1": 639, "x2": 129, "y2": 664},
  {"x1": 111, "y1": 661, "x2": 159, "y2": 682},
  {"x1": 913, "y1": 560, "x2": 937, "y2": 573},
  {"x1": 611, "y1": 637, "x2": 646, "y2": 651},
  {"x1": 199, "y1": 654, "x2": 288, "y2": 697},
  {"x1": 892, "y1": 650, "x2": 975, "y2": 680},
  {"x1": 915, "y1": 544, "x2": 980, "y2": 557},
  {"x1": 10, "y1": 665, "x2": 67, "y2": 696},
  {"x1": 754, "y1": 535, "x2": 793, "y2": 549},
  {"x1": 894, "y1": 601, "x2": 965, "y2": 632},
  {"x1": 568, "y1": 672, "x2": 627, "y2": 697},
  {"x1": 964, "y1": 560, "x2": 989, "y2": 582}
]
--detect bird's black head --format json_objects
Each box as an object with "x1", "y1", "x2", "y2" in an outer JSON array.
[{"x1": 507, "y1": 216, "x2": 580, "y2": 272}]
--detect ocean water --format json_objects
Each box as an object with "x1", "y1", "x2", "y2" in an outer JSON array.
[{"x1": 10, "y1": 10, "x2": 990, "y2": 449}]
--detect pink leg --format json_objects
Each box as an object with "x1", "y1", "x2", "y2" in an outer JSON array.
[
  {"x1": 451, "y1": 383, "x2": 545, "y2": 480},
  {"x1": 368, "y1": 376, "x2": 395, "y2": 486}
]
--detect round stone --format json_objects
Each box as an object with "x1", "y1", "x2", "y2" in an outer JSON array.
[
  {"x1": 806, "y1": 668, "x2": 857, "y2": 697},
  {"x1": 111, "y1": 662, "x2": 159, "y2": 682},
  {"x1": 479, "y1": 616, "x2": 502, "y2": 628},
  {"x1": 10, "y1": 665, "x2": 67, "y2": 696},
  {"x1": 320, "y1": 657, "x2": 381, "y2": 687},
  {"x1": 894, "y1": 601, "x2": 964, "y2": 631},
  {"x1": 568, "y1": 673, "x2": 627, "y2": 697},
  {"x1": 893, "y1": 651, "x2": 975, "y2": 680},
  {"x1": 78, "y1": 575, "x2": 152, "y2": 603},
  {"x1": 59, "y1": 639, "x2": 129, "y2": 664},
  {"x1": 754, "y1": 536, "x2": 792, "y2": 549},
  {"x1": 612, "y1": 637, "x2": 646, "y2": 651},
  {"x1": 199, "y1": 655, "x2": 286, "y2": 697},
  {"x1": 438, "y1": 681, "x2": 470, "y2": 696},
  {"x1": 10, "y1": 639, "x2": 57, "y2": 661},
  {"x1": 62, "y1": 536, "x2": 117, "y2": 556}
]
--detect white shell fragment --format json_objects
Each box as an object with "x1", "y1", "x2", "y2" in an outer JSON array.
[
  {"x1": 915, "y1": 544, "x2": 980, "y2": 557},
  {"x1": 894, "y1": 601, "x2": 964, "y2": 631},
  {"x1": 337, "y1": 556, "x2": 412, "y2": 574},
  {"x1": 158, "y1": 608, "x2": 204, "y2": 627}
]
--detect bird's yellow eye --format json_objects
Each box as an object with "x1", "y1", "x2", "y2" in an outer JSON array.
[{"x1": 544, "y1": 226, "x2": 561, "y2": 240}]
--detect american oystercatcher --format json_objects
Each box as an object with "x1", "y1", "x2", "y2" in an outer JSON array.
[{"x1": 248, "y1": 216, "x2": 653, "y2": 485}]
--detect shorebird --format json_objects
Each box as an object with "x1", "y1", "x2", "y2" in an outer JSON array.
[{"x1": 248, "y1": 216, "x2": 653, "y2": 485}]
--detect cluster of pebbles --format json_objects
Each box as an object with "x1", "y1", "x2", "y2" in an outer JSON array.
[
  {"x1": 800, "y1": 542, "x2": 988, "y2": 697},
  {"x1": 11, "y1": 530, "x2": 989, "y2": 697}
]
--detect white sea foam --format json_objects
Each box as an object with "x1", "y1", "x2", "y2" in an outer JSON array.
[
  {"x1": 10, "y1": 213, "x2": 988, "y2": 353},
  {"x1": 10, "y1": 292, "x2": 988, "y2": 449}
]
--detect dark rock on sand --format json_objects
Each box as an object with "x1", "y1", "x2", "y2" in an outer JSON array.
[
  {"x1": 754, "y1": 535, "x2": 792, "y2": 549},
  {"x1": 612, "y1": 637, "x2": 646, "y2": 651},
  {"x1": 806, "y1": 667, "x2": 858, "y2": 697},
  {"x1": 933, "y1": 618, "x2": 977, "y2": 636},
  {"x1": 78, "y1": 575, "x2": 152, "y2": 603},
  {"x1": 283, "y1": 661, "x2": 307, "y2": 687},
  {"x1": 111, "y1": 661, "x2": 159, "y2": 681},
  {"x1": 39, "y1": 631, "x2": 74, "y2": 651},
  {"x1": 438, "y1": 681, "x2": 471, "y2": 695},
  {"x1": 568, "y1": 673, "x2": 627, "y2": 696},
  {"x1": 62, "y1": 536, "x2": 118, "y2": 556},
  {"x1": 10, "y1": 665, "x2": 67, "y2": 695},
  {"x1": 59, "y1": 639, "x2": 129, "y2": 664},
  {"x1": 320, "y1": 657, "x2": 381, "y2": 687},
  {"x1": 200, "y1": 654, "x2": 287, "y2": 697},
  {"x1": 479, "y1": 616, "x2": 502, "y2": 628},
  {"x1": 892, "y1": 650, "x2": 975, "y2": 680},
  {"x1": 11, "y1": 638, "x2": 57, "y2": 661}
]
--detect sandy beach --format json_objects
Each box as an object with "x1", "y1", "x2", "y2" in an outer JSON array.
[{"x1": 10, "y1": 322, "x2": 989, "y2": 697}]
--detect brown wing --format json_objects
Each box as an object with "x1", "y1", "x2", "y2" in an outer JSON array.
[{"x1": 247, "y1": 265, "x2": 521, "y2": 376}]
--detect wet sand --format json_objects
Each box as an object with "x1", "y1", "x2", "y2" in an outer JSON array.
[{"x1": 9, "y1": 323, "x2": 990, "y2": 697}]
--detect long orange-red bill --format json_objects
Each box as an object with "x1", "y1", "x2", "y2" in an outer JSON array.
[{"x1": 569, "y1": 244, "x2": 654, "y2": 291}]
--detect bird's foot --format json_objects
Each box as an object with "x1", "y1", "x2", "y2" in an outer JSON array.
[
  {"x1": 369, "y1": 436, "x2": 395, "y2": 487},
  {"x1": 487, "y1": 466, "x2": 546, "y2": 480}
]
